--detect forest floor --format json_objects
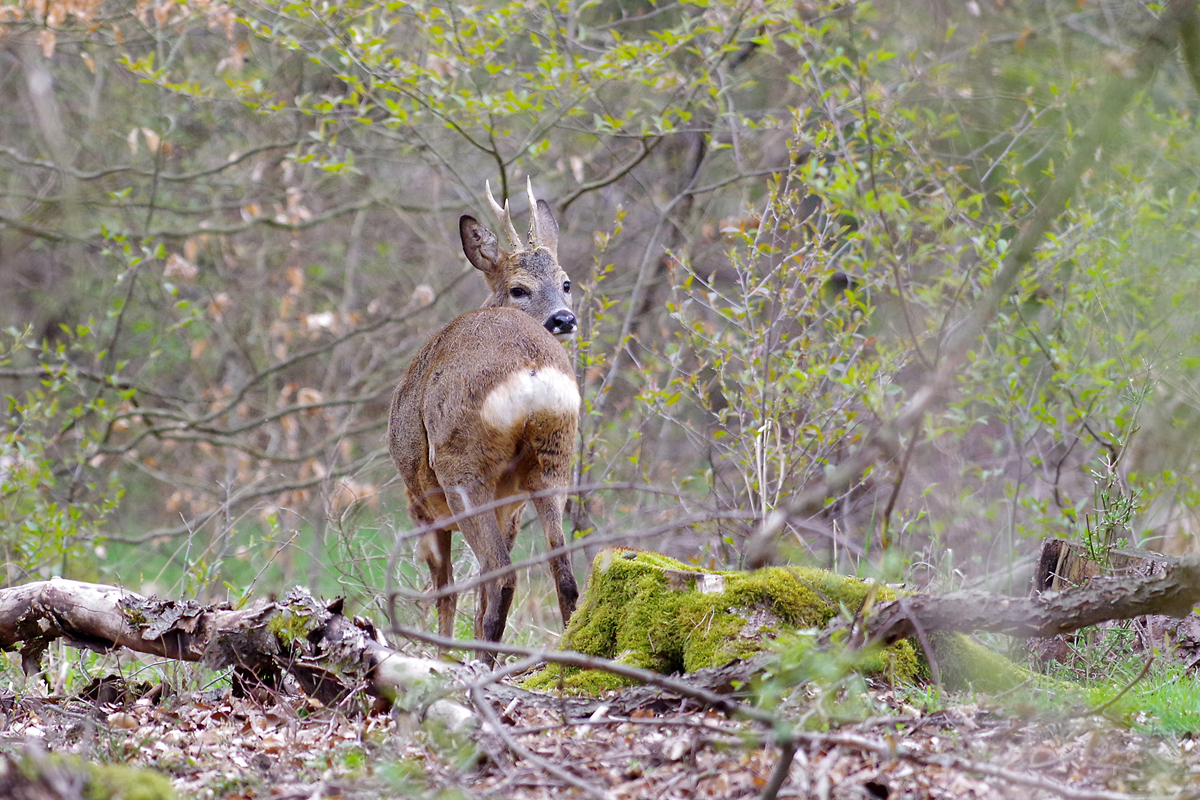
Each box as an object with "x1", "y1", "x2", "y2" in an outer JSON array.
[{"x1": 0, "y1": 664, "x2": 1197, "y2": 800}]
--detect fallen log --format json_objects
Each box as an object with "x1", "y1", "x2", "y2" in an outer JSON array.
[
  {"x1": 865, "y1": 552, "x2": 1200, "y2": 646},
  {"x1": 1033, "y1": 537, "x2": 1178, "y2": 593},
  {"x1": 0, "y1": 578, "x2": 475, "y2": 732}
]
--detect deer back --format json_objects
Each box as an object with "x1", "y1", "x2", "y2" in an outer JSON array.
[{"x1": 388, "y1": 307, "x2": 577, "y2": 511}]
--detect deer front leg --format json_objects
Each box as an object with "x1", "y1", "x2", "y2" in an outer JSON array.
[{"x1": 532, "y1": 492, "x2": 578, "y2": 626}]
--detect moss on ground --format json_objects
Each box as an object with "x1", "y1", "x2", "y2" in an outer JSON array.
[
  {"x1": 87, "y1": 762, "x2": 177, "y2": 800},
  {"x1": 922, "y1": 632, "x2": 1034, "y2": 692},
  {"x1": 525, "y1": 548, "x2": 918, "y2": 692},
  {"x1": 525, "y1": 548, "x2": 1029, "y2": 695},
  {"x1": 0, "y1": 754, "x2": 176, "y2": 800}
]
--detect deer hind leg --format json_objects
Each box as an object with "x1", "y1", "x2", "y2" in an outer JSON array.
[
  {"x1": 530, "y1": 489, "x2": 579, "y2": 627},
  {"x1": 444, "y1": 482, "x2": 514, "y2": 665},
  {"x1": 417, "y1": 528, "x2": 456, "y2": 643}
]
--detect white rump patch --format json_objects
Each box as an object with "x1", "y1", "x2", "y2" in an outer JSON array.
[{"x1": 480, "y1": 368, "x2": 579, "y2": 432}]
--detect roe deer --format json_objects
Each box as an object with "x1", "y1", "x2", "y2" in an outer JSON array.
[{"x1": 388, "y1": 179, "x2": 580, "y2": 663}]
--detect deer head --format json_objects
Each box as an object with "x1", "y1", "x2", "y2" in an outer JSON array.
[{"x1": 458, "y1": 178, "x2": 577, "y2": 339}]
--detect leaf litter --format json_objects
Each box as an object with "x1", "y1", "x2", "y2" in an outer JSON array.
[{"x1": 0, "y1": 672, "x2": 1197, "y2": 799}]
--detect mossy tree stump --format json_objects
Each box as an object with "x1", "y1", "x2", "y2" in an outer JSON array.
[{"x1": 525, "y1": 548, "x2": 923, "y2": 693}]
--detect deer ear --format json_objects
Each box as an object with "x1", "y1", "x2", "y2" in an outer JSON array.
[
  {"x1": 532, "y1": 200, "x2": 559, "y2": 257},
  {"x1": 460, "y1": 215, "x2": 501, "y2": 273}
]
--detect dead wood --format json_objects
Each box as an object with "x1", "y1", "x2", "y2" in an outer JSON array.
[
  {"x1": 0, "y1": 578, "x2": 474, "y2": 730},
  {"x1": 865, "y1": 552, "x2": 1200, "y2": 646},
  {"x1": 2, "y1": 571, "x2": 1198, "y2": 800},
  {"x1": 1033, "y1": 537, "x2": 1178, "y2": 593}
]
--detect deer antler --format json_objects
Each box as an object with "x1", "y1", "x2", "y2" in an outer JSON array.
[
  {"x1": 526, "y1": 176, "x2": 545, "y2": 250},
  {"x1": 485, "y1": 180, "x2": 522, "y2": 252}
]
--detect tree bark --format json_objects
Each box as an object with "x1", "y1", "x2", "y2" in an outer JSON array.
[
  {"x1": 865, "y1": 554, "x2": 1200, "y2": 646},
  {"x1": 0, "y1": 579, "x2": 474, "y2": 731}
]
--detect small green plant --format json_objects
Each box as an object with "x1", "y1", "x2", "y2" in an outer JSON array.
[
  {"x1": 1081, "y1": 458, "x2": 1140, "y2": 566},
  {"x1": 1, "y1": 328, "x2": 125, "y2": 584}
]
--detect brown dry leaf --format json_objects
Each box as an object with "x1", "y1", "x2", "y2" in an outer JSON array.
[
  {"x1": 37, "y1": 28, "x2": 55, "y2": 56},
  {"x1": 296, "y1": 386, "x2": 323, "y2": 409},
  {"x1": 277, "y1": 186, "x2": 312, "y2": 224},
  {"x1": 1105, "y1": 50, "x2": 1138, "y2": 79},
  {"x1": 106, "y1": 711, "x2": 138, "y2": 729},
  {"x1": 411, "y1": 283, "x2": 436, "y2": 307},
  {"x1": 208, "y1": 292, "x2": 231, "y2": 320},
  {"x1": 426, "y1": 53, "x2": 458, "y2": 79},
  {"x1": 719, "y1": 214, "x2": 761, "y2": 239},
  {"x1": 152, "y1": 0, "x2": 171, "y2": 26},
  {"x1": 286, "y1": 265, "x2": 305, "y2": 294},
  {"x1": 331, "y1": 479, "x2": 378, "y2": 512},
  {"x1": 1029, "y1": 743, "x2": 1058, "y2": 766},
  {"x1": 164, "y1": 253, "x2": 200, "y2": 283},
  {"x1": 215, "y1": 41, "x2": 249, "y2": 74},
  {"x1": 140, "y1": 127, "x2": 161, "y2": 154},
  {"x1": 260, "y1": 731, "x2": 288, "y2": 753},
  {"x1": 662, "y1": 737, "x2": 689, "y2": 761}
]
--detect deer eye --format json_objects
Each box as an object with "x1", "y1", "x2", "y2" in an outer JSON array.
[
  {"x1": 562, "y1": 280, "x2": 571, "y2": 293},
  {"x1": 509, "y1": 286, "x2": 529, "y2": 298}
]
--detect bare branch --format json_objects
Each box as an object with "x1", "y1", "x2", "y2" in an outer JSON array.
[
  {"x1": 0, "y1": 141, "x2": 301, "y2": 182},
  {"x1": 864, "y1": 554, "x2": 1200, "y2": 645},
  {"x1": 745, "y1": 0, "x2": 1197, "y2": 568}
]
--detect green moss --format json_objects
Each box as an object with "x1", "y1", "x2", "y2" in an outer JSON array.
[
  {"x1": 86, "y1": 762, "x2": 177, "y2": 800},
  {"x1": 923, "y1": 632, "x2": 1035, "y2": 692},
  {"x1": 524, "y1": 548, "x2": 1034, "y2": 696},
  {"x1": 267, "y1": 607, "x2": 315, "y2": 647},
  {"x1": 8, "y1": 755, "x2": 176, "y2": 800},
  {"x1": 524, "y1": 548, "x2": 920, "y2": 693}
]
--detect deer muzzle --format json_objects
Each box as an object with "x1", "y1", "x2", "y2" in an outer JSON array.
[{"x1": 546, "y1": 309, "x2": 578, "y2": 339}]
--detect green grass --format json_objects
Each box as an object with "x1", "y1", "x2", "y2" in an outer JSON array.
[
  {"x1": 95, "y1": 504, "x2": 581, "y2": 665},
  {"x1": 98, "y1": 510, "x2": 411, "y2": 602},
  {"x1": 1081, "y1": 662, "x2": 1200, "y2": 734},
  {"x1": 883, "y1": 631, "x2": 1200, "y2": 739}
]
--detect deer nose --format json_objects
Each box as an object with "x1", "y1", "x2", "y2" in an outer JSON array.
[{"x1": 546, "y1": 310, "x2": 578, "y2": 337}]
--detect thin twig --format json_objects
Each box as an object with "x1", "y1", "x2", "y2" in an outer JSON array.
[
  {"x1": 388, "y1": 500, "x2": 758, "y2": 606},
  {"x1": 467, "y1": 683, "x2": 614, "y2": 800},
  {"x1": 797, "y1": 729, "x2": 1146, "y2": 800},
  {"x1": 384, "y1": 626, "x2": 771, "y2": 724},
  {"x1": 758, "y1": 739, "x2": 796, "y2": 800}
]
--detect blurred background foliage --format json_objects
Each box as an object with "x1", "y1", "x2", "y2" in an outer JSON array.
[{"x1": 2, "y1": 0, "x2": 1200, "y2": 643}]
